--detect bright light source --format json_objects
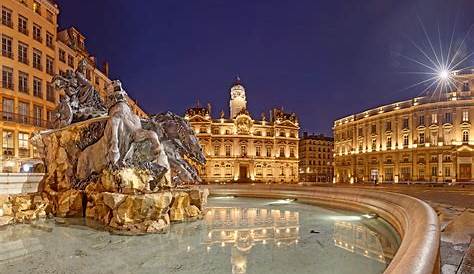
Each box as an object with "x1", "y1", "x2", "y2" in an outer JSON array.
[{"x1": 438, "y1": 69, "x2": 450, "y2": 80}]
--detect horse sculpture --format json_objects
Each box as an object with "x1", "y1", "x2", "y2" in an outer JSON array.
[{"x1": 143, "y1": 112, "x2": 206, "y2": 185}]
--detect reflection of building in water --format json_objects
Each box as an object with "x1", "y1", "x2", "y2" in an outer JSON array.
[
  {"x1": 204, "y1": 207, "x2": 299, "y2": 274},
  {"x1": 333, "y1": 221, "x2": 398, "y2": 264}
]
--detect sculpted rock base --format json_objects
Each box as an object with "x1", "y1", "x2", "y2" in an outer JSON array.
[{"x1": 0, "y1": 193, "x2": 51, "y2": 225}]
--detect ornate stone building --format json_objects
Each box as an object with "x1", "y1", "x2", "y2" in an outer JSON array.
[
  {"x1": 185, "y1": 78, "x2": 299, "y2": 183},
  {"x1": 299, "y1": 132, "x2": 334, "y2": 182},
  {"x1": 333, "y1": 71, "x2": 474, "y2": 183},
  {"x1": 0, "y1": 0, "x2": 146, "y2": 172}
]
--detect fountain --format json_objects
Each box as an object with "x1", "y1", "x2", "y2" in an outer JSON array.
[{"x1": 0, "y1": 60, "x2": 208, "y2": 234}]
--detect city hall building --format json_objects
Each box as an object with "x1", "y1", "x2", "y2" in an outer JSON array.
[
  {"x1": 185, "y1": 78, "x2": 299, "y2": 183},
  {"x1": 333, "y1": 71, "x2": 474, "y2": 183},
  {"x1": 0, "y1": 0, "x2": 146, "y2": 173}
]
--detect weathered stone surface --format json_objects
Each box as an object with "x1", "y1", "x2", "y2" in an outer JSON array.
[
  {"x1": 0, "y1": 193, "x2": 50, "y2": 226},
  {"x1": 57, "y1": 189, "x2": 84, "y2": 217},
  {"x1": 443, "y1": 211, "x2": 474, "y2": 244}
]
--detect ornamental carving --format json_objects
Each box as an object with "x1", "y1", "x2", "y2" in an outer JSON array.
[{"x1": 235, "y1": 115, "x2": 253, "y2": 135}]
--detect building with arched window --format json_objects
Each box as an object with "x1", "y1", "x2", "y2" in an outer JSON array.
[
  {"x1": 333, "y1": 71, "x2": 474, "y2": 183},
  {"x1": 185, "y1": 78, "x2": 299, "y2": 184}
]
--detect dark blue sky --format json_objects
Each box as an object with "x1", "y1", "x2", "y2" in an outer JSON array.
[{"x1": 55, "y1": 0, "x2": 474, "y2": 135}]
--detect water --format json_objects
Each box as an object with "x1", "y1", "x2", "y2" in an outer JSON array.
[{"x1": 0, "y1": 197, "x2": 400, "y2": 274}]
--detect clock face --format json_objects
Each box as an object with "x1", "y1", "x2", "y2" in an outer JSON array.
[{"x1": 231, "y1": 85, "x2": 246, "y2": 100}]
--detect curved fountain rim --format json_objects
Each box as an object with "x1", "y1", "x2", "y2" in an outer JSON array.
[{"x1": 204, "y1": 184, "x2": 440, "y2": 274}]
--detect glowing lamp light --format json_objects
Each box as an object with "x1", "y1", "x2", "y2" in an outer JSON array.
[{"x1": 439, "y1": 69, "x2": 450, "y2": 80}]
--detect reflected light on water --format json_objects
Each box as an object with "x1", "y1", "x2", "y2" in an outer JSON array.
[{"x1": 203, "y1": 207, "x2": 300, "y2": 274}]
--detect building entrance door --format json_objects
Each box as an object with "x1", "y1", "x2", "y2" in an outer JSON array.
[
  {"x1": 459, "y1": 164, "x2": 472, "y2": 181},
  {"x1": 239, "y1": 165, "x2": 248, "y2": 180}
]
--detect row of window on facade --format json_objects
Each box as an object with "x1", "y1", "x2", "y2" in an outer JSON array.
[
  {"x1": 1, "y1": 6, "x2": 55, "y2": 48},
  {"x1": 338, "y1": 130, "x2": 470, "y2": 154},
  {"x1": 6, "y1": 1, "x2": 56, "y2": 22},
  {"x1": 337, "y1": 111, "x2": 470, "y2": 141},
  {"x1": 2, "y1": 35, "x2": 55, "y2": 74},
  {"x1": 2, "y1": 66, "x2": 55, "y2": 102},
  {"x1": 304, "y1": 159, "x2": 333, "y2": 166},
  {"x1": 299, "y1": 146, "x2": 332, "y2": 152},
  {"x1": 1, "y1": 130, "x2": 32, "y2": 158},
  {"x1": 367, "y1": 166, "x2": 453, "y2": 181},
  {"x1": 201, "y1": 127, "x2": 297, "y2": 137},
  {"x1": 211, "y1": 144, "x2": 296, "y2": 158},
  {"x1": 299, "y1": 152, "x2": 331, "y2": 159},
  {"x1": 1, "y1": 97, "x2": 51, "y2": 126},
  {"x1": 211, "y1": 165, "x2": 296, "y2": 177}
]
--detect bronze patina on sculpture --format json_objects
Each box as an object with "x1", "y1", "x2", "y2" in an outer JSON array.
[{"x1": 1, "y1": 60, "x2": 208, "y2": 234}]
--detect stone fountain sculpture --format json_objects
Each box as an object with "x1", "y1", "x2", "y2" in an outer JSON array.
[{"x1": 0, "y1": 61, "x2": 208, "y2": 234}]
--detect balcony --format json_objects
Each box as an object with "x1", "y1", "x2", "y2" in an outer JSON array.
[{"x1": 0, "y1": 111, "x2": 52, "y2": 129}]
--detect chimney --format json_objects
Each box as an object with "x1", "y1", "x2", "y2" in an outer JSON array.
[{"x1": 102, "y1": 61, "x2": 110, "y2": 77}]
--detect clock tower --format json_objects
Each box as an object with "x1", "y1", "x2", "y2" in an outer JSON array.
[{"x1": 229, "y1": 77, "x2": 247, "y2": 118}]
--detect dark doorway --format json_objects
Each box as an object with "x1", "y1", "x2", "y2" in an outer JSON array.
[
  {"x1": 459, "y1": 164, "x2": 472, "y2": 181},
  {"x1": 239, "y1": 165, "x2": 248, "y2": 180}
]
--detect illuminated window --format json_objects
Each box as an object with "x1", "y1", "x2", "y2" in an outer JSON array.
[
  {"x1": 279, "y1": 146, "x2": 285, "y2": 157},
  {"x1": 462, "y1": 110, "x2": 469, "y2": 122},
  {"x1": 2, "y1": 130, "x2": 14, "y2": 156},
  {"x1": 403, "y1": 134, "x2": 409, "y2": 147},
  {"x1": 419, "y1": 132, "x2": 425, "y2": 144},
  {"x1": 18, "y1": 132, "x2": 30, "y2": 157},
  {"x1": 444, "y1": 112, "x2": 452, "y2": 124},
  {"x1": 463, "y1": 131, "x2": 469, "y2": 142},
  {"x1": 33, "y1": 1, "x2": 41, "y2": 15},
  {"x1": 402, "y1": 118, "x2": 409, "y2": 129},
  {"x1": 255, "y1": 146, "x2": 261, "y2": 157},
  {"x1": 266, "y1": 146, "x2": 272, "y2": 157},
  {"x1": 418, "y1": 115, "x2": 425, "y2": 126},
  {"x1": 444, "y1": 167, "x2": 450, "y2": 177},
  {"x1": 431, "y1": 113, "x2": 437, "y2": 124}
]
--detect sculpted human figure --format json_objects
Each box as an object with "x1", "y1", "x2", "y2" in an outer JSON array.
[{"x1": 76, "y1": 80, "x2": 172, "y2": 186}]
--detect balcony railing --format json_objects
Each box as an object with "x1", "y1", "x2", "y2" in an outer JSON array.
[{"x1": 0, "y1": 111, "x2": 52, "y2": 128}]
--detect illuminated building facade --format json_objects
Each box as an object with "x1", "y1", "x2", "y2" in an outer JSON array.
[
  {"x1": 299, "y1": 132, "x2": 334, "y2": 182},
  {"x1": 333, "y1": 71, "x2": 474, "y2": 183},
  {"x1": 0, "y1": 0, "x2": 146, "y2": 173},
  {"x1": 185, "y1": 78, "x2": 299, "y2": 183}
]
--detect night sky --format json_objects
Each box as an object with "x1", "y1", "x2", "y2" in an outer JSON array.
[{"x1": 55, "y1": 0, "x2": 474, "y2": 135}]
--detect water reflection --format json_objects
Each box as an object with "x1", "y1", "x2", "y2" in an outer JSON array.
[
  {"x1": 203, "y1": 207, "x2": 299, "y2": 274},
  {"x1": 333, "y1": 221, "x2": 398, "y2": 264}
]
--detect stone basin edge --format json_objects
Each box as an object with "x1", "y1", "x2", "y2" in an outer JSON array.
[{"x1": 204, "y1": 184, "x2": 440, "y2": 274}]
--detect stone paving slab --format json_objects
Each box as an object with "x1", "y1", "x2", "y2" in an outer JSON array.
[{"x1": 457, "y1": 239, "x2": 473, "y2": 274}]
